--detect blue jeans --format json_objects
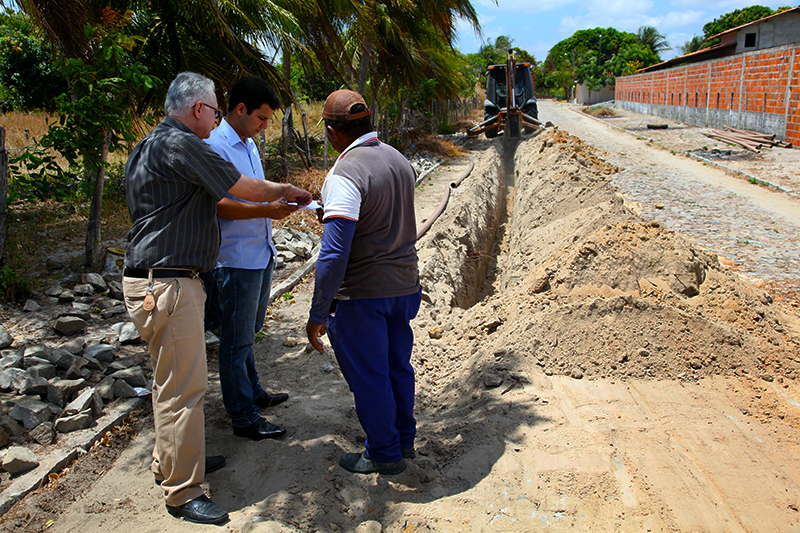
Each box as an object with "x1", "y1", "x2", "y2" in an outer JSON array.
[
  {"x1": 327, "y1": 290, "x2": 422, "y2": 463},
  {"x1": 214, "y1": 262, "x2": 274, "y2": 428}
]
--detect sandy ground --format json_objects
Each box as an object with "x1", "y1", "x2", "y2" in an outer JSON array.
[{"x1": 2, "y1": 107, "x2": 800, "y2": 533}]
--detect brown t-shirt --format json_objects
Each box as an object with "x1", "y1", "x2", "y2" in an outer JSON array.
[{"x1": 322, "y1": 137, "x2": 419, "y2": 300}]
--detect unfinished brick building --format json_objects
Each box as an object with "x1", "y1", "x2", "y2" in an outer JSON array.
[{"x1": 615, "y1": 8, "x2": 800, "y2": 146}]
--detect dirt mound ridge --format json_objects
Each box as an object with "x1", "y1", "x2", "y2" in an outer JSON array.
[{"x1": 414, "y1": 129, "x2": 799, "y2": 387}]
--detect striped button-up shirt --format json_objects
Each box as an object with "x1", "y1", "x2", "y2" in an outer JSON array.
[{"x1": 124, "y1": 117, "x2": 241, "y2": 272}]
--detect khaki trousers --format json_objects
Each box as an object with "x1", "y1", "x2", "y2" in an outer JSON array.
[{"x1": 123, "y1": 276, "x2": 207, "y2": 507}]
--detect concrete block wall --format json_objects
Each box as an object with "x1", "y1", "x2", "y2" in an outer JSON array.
[{"x1": 616, "y1": 44, "x2": 799, "y2": 145}]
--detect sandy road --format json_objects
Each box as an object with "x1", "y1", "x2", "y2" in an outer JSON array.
[
  {"x1": 540, "y1": 100, "x2": 800, "y2": 295},
  {"x1": 19, "y1": 120, "x2": 800, "y2": 533}
]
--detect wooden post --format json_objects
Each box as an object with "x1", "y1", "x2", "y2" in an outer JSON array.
[
  {"x1": 281, "y1": 106, "x2": 292, "y2": 178},
  {"x1": 0, "y1": 127, "x2": 7, "y2": 265},
  {"x1": 301, "y1": 110, "x2": 311, "y2": 167}
]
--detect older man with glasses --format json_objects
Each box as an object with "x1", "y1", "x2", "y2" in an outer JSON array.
[{"x1": 122, "y1": 72, "x2": 311, "y2": 524}]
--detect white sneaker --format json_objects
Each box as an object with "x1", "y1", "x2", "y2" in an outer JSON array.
[{"x1": 205, "y1": 330, "x2": 220, "y2": 348}]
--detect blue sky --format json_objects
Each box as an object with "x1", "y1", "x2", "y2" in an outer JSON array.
[{"x1": 455, "y1": 1, "x2": 793, "y2": 62}]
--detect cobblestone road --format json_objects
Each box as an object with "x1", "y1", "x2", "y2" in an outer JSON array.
[{"x1": 539, "y1": 100, "x2": 800, "y2": 301}]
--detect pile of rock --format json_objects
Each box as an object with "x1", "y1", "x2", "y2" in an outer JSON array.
[
  {"x1": 273, "y1": 228, "x2": 320, "y2": 268},
  {"x1": 0, "y1": 270, "x2": 149, "y2": 477},
  {"x1": 405, "y1": 151, "x2": 444, "y2": 183},
  {"x1": 0, "y1": 229, "x2": 322, "y2": 477}
]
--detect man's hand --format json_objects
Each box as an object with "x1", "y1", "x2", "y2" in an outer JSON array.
[
  {"x1": 284, "y1": 185, "x2": 312, "y2": 207},
  {"x1": 306, "y1": 319, "x2": 326, "y2": 353},
  {"x1": 264, "y1": 198, "x2": 299, "y2": 220}
]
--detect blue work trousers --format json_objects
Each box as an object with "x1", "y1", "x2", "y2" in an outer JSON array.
[
  {"x1": 214, "y1": 262, "x2": 274, "y2": 427},
  {"x1": 327, "y1": 290, "x2": 422, "y2": 463}
]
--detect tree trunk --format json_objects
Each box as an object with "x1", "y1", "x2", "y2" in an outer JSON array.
[
  {"x1": 0, "y1": 127, "x2": 7, "y2": 266},
  {"x1": 84, "y1": 130, "x2": 111, "y2": 269},
  {"x1": 357, "y1": 41, "x2": 371, "y2": 95}
]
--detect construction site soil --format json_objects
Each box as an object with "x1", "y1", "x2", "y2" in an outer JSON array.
[{"x1": 2, "y1": 102, "x2": 799, "y2": 532}]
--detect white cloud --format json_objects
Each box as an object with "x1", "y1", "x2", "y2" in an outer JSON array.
[{"x1": 660, "y1": 10, "x2": 707, "y2": 29}]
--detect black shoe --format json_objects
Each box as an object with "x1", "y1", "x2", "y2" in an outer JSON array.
[
  {"x1": 401, "y1": 447, "x2": 416, "y2": 459},
  {"x1": 205, "y1": 455, "x2": 226, "y2": 474},
  {"x1": 254, "y1": 392, "x2": 289, "y2": 409},
  {"x1": 339, "y1": 451, "x2": 407, "y2": 475},
  {"x1": 166, "y1": 494, "x2": 228, "y2": 524},
  {"x1": 155, "y1": 456, "x2": 227, "y2": 485},
  {"x1": 232, "y1": 418, "x2": 286, "y2": 440}
]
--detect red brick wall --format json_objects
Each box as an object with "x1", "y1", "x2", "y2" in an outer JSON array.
[{"x1": 616, "y1": 45, "x2": 800, "y2": 145}]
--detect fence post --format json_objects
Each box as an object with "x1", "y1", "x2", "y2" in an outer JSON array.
[
  {"x1": 0, "y1": 127, "x2": 7, "y2": 265},
  {"x1": 301, "y1": 109, "x2": 312, "y2": 167}
]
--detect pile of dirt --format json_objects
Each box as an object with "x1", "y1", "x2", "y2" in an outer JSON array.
[{"x1": 414, "y1": 128, "x2": 799, "y2": 391}]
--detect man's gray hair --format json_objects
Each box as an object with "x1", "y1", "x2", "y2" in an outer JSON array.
[{"x1": 164, "y1": 72, "x2": 216, "y2": 116}]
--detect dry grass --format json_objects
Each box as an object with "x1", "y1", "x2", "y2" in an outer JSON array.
[
  {"x1": 1, "y1": 102, "x2": 466, "y2": 295},
  {"x1": 582, "y1": 106, "x2": 616, "y2": 117},
  {"x1": 407, "y1": 135, "x2": 465, "y2": 158},
  {"x1": 0, "y1": 111, "x2": 55, "y2": 150}
]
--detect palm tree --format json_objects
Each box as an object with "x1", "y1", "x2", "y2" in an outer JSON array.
[
  {"x1": 679, "y1": 35, "x2": 706, "y2": 55},
  {"x1": 637, "y1": 25, "x2": 670, "y2": 58}
]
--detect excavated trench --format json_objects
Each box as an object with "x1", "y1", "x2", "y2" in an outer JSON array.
[{"x1": 414, "y1": 127, "x2": 799, "y2": 384}]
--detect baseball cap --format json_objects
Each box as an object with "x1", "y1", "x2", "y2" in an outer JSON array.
[{"x1": 322, "y1": 90, "x2": 370, "y2": 121}]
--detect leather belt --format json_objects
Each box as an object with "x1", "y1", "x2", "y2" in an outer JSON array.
[{"x1": 123, "y1": 268, "x2": 198, "y2": 279}]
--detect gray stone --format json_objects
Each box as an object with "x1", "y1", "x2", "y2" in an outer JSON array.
[
  {"x1": 113, "y1": 379, "x2": 138, "y2": 398},
  {"x1": 483, "y1": 373, "x2": 504, "y2": 388},
  {"x1": 66, "y1": 356, "x2": 88, "y2": 379},
  {"x1": 29, "y1": 422, "x2": 56, "y2": 445},
  {"x1": 59, "y1": 338, "x2": 85, "y2": 355},
  {"x1": 0, "y1": 353, "x2": 23, "y2": 371},
  {"x1": 107, "y1": 280, "x2": 124, "y2": 300},
  {"x1": 73, "y1": 284, "x2": 94, "y2": 296},
  {"x1": 47, "y1": 378, "x2": 88, "y2": 407},
  {"x1": 86, "y1": 272, "x2": 108, "y2": 292},
  {"x1": 108, "y1": 366, "x2": 146, "y2": 388},
  {"x1": 58, "y1": 289, "x2": 75, "y2": 303},
  {"x1": 54, "y1": 316, "x2": 87, "y2": 336},
  {"x1": 54, "y1": 410, "x2": 92, "y2": 433},
  {"x1": 24, "y1": 344, "x2": 50, "y2": 360},
  {"x1": 0, "y1": 415, "x2": 23, "y2": 436},
  {"x1": 22, "y1": 299, "x2": 41, "y2": 312},
  {"x1": 28, "y1": 363, "x2": 57, "y2": 380},
  {"x1": 82, "y1": 354, "x2": 102, "y2": 371},
  {"x1": 80, "y1": 367, "x2": 92, "y2": 380},
  {"x1": 58, "y1": 309, "x2": 92, "y2": 321},
  {"x1": 45, "y1": 348, "x2": 74, "y2": 370},
  {"x1": 23, "y1": 356, "x2": 50, "y2": 369},
  {"x1": 101, "y1": 305, "x2": 127, "y2": 319},
  {"x1": 84, "y1": 344, "x2": 115, "y2": 363},
  {"x1": 44, "y1": 284, "x2": 63, "y2": 297},
  {"x1": 96, "y1": 376, "x2": 115, "y2": 401},
  {"x1": 119, "y1": 323, "x2": 141, "y2": 344},
  {"x1": 74, "y1": 296, "x2": 93, "y2": 304},
  {"x1": 10, "y1": 398, "x2": 52, "y2": 429},
  {"x1": 16, "y1": 375, "x2": 49, "y2": 396},
  {"x1": 45, "y1": 255, "x2": 64, "y2": 270},
  {"x1": 64, "y1": 387, "x2": 103, "y2": 418},
  {"x1": 105, "y1": 359, "x2": 135, "y2": 374},
  {"x1": 0, "y1": 368, "x2": 28, "y2": 391},
  {"x1": 2, "y1": 446, "x2": 39, "y2": 475}
]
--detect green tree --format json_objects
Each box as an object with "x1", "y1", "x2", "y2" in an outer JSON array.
[
  {"x1": 0, "y1": 8, "x2": 66, "y2": 110},
  {"x1": 636, "y1": 25, "x2": 670, "y2": 58},
  {"x1": 678, "y1": 35, "x2": 706, "y2": 55},
  {"x1": 702, "y1": 5, "x2": 777, "y2": 42},
  {"x1": 12, "y1": 8, "x2": 157, "y2": 267}
]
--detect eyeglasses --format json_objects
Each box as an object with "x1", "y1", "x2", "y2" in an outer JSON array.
[{"x1": 202, "y1": 102, "x2": 222, "y2": 120}]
